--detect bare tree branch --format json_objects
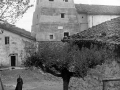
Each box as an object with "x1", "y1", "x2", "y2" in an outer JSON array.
[{"x1": 0, "y1": 0, "x2": 34, "y2": 24}]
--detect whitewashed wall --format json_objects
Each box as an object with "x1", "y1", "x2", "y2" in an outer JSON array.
[
  {"x1": 0, "y1": 28, "x2": 36, "y2": 66},
  {"x1": 88, "y1": 15, "x2": 120, "y2": 27}
]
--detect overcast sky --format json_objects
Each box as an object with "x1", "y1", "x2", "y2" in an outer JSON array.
[{"x1": 15, "y1": 0, "x2": 120, "y2": 32}]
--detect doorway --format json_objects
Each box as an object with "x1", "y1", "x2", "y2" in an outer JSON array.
[{"x1": 11, "y1": 55, "x2": 16, "y2": 66}]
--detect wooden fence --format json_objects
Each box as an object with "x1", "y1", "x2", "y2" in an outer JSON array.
[{"x1": 102, "y1": 78, "x2": 120, "y2": 90}]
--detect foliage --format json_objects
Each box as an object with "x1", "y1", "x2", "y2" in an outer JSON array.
[
  {"x1": 0, "y1": 0, "x2": 33, "y2": 24},
  {"x1": 23, "y1": 42, "x2": 111, "y2": 78},
  {"x1": 23, "y1": 41, "x2": 114, "y2": 90}
]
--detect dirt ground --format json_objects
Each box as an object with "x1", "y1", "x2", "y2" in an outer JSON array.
[{"x1": 0, "y1": 68, "x2": 63, "y2": 90}]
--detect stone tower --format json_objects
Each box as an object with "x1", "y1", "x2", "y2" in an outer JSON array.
[{"x1": 31, "y1": 0, "x2": 79, "y2": 41}]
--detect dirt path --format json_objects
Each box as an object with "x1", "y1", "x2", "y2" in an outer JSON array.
[
  {"x1": 0, "y1": 68, "x2": 63, "y2": 90},
  {"x1": 4, "y1": 80, "x2": 63, "y2": 90}
]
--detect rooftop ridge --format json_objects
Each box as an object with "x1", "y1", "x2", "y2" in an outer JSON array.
[
  {"x1": 0, "y1": 22, "x2": 36, "y2": 41},
  {"x1": 75, "y1": 4, "x2": 120, "y2": 15}
]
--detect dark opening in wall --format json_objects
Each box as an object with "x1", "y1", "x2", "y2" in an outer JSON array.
[
  {"x1": 50, "y1": 35, "x2": 53, "y2": 39},
  {"x1": 61, "y1": 13, "x2": 65, "y2": 18},
  {"x1": 11, "y1": 56, "x2": 16, "y2": 66},
  {"x1": 5, "y1": 36, "x2": 9, "y2": 45},
  {"x1": 49, "y1": 0, "x2": 54, "y2": 1},
  {"x1": 64, "y1": 32, "x2": 69, "y2": 37},
  {"x1": 65, "y1": 0, "x2": 68, "y2": 2}
]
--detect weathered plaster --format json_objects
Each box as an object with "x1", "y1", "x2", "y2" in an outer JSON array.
[
  {"x1": 0, "y1": 28, "x2": 36, "y2": 66},
  {"x1": 32, "y1": 0, "x2": 79, "y2": 41},
  {"x1": 88, "y1": 15, "x2": 120, "y2": 27},
  {"x1": 32, "y1": 0, "x2": 120, "y2": 41},
  {"x1": 36, "y1": 0, "x2": 75, "y2": 8}
]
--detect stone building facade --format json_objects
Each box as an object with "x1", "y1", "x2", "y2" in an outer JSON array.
[
  {"x1": 0, "y1": 22, "x2": 36, "y2": 67},
  {"x1": 32, "y1": 0, "x2": 120, "y2": 41},
  {"x1": 76, "y1": 4, "x2": 120, "y2": 31},
  {"x1": 32, "y1": 0, "x2": 79, "y2": 41}
]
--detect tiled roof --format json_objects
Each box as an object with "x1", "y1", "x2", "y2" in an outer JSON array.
[
  {"x1": 75, "y1": 4, "x2": 120, "y2": 15},
  {"x1": 0, "y1": 22, "x2": 35, "y2": 41},
  {"x1": 68, "y1": 17, "x2": 120, "y2": 44}
]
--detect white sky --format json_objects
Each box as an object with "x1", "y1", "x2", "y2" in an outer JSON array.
[{"x1": 15, "y1": 0, "x2": 120, "y2": 32}]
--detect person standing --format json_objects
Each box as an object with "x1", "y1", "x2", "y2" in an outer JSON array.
[{"x1": 15, "y1": 75, "x2": 23, "y2": 90}]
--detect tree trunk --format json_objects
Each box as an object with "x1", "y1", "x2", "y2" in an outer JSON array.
[{"x1": 62, "y1": 74, "x2": 71, "y2": 90}]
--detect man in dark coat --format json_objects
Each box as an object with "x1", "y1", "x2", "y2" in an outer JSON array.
[{"x1": 15, "y1": 75, "x2": 23, "y2": 90}]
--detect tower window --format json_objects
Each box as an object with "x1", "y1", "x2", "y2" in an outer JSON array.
[
  {"x1": 50, "y1": 35, "x2": 53, "y2": 39},
  {"x1": 5, "y1": 36, "x2": 9, "y2": 45},
  {"x1": 65, "y1": 0, "x2": 68, "y2": 2},
  {"x1": 49, "y1": 0, "x2": 54, "y2": 1},
  {"x1": 63, "y1": 0, "x2": 68, "y2": 2},
  {"x1": 61, "y1": 13, "x2": 65, "y2": 18},
  {"x1": 64, "y1": 32, "x2": 69, "y2": 37}
]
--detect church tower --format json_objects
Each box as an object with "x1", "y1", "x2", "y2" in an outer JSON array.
[{"x1": 31, "y1": 0, "x2": 79, "y2": 41}]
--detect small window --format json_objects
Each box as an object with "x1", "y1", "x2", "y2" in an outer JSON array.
[
  {"x1": 82, "y1": 16, "x2": 83, "y2": 18},
  {"x1": 65, "y1": 0, "x2": 68, "y2": 2},
  {"x1": 61, "y1": 13, "x2": 65, "y2": 18},
  {"x1": 64, "y1": 32, "x2": 69, "y2": 37},
  {"x1": 50, "y1": 35, "x2": 53, "y2": 39},
  {"x1": 49, "y1": 0, "x2": 54, "y2": 1},
  {"x1": 5, "y1": 37, "x2": 9, "y2": 45}
]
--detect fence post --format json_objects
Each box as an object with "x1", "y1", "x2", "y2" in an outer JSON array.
[
  {"x1": 0, "y1": 77, "x2": 4, "y2": 90},
  {"x1": 103, "y1": 80, "x2": 107, "y2": 90},
  {"x1": 102, "y1": 78, "x2": 120, "y2": 90}
]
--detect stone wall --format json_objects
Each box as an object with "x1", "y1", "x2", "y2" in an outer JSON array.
[
  {"x1": 32, "y1": 0, "x2": 80, "y2": 41},
  {"x1": 23, "y1": 39, "x2": 38, "y2": 56},
  {"x1": 36, "y1": 0, "x2": 75, "y2": 8},
  {"x1": 32, "y1": 0, "x2": 120, "y2": 41},
  {"x1": 0, "y1": 28, "x2": 37, "y2": 67},
  {"x1": 38, "y1": 41, "x2": 65, "y2": 50}
]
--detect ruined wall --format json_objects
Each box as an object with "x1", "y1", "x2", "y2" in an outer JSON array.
[{"x1": 0, "y1": 28, "x2": 36, "y2": 67}]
